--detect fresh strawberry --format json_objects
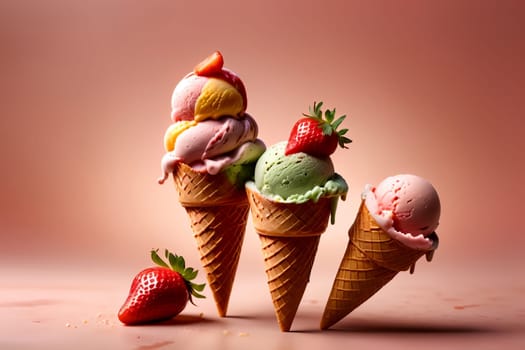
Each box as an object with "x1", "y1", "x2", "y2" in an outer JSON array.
[
  {"x1": 285, "y1": 101, "x2": 351, "y2": 157},
  {"x1": 194, "y1": 51, "x2": 224, "y2": 76},
  {"x1": 118, "y1": 249, "x2": 205, "y2": 325}
]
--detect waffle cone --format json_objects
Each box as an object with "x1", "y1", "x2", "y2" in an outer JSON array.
[
  {"x1": 246, "y1": 185, "x2": 333, "y2": 331},
  {"x1": 320, "y1": 201, "x2": 437, "y2": 329},
  {"x1": 172, "y1": 163, "x2": 249, "y2": 317}
]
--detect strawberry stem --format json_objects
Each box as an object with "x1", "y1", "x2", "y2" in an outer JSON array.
[
  {"x1": 151, "y1": 249, "x2": 206, "y2": 304},
  {"x1": 303, "y1": 101, "x2": 352, "y2": 148},
  {"x1": 150, "y1": 250, "x2": 169, "y2": 268}
]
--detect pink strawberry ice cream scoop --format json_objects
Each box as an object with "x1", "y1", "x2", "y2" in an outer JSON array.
[{"x1": 364, "y1": 174, "x2": 440, "y2": 250}]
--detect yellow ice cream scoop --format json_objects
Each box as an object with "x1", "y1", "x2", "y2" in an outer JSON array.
[
  {"x1": 194, "y1": 78, "x2": 244, "y2": 122},
  {"x1": 164, "y1": 120, "x2": 197, "y2": 151}
]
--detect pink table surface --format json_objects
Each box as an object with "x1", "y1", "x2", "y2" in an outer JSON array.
[{"x1": 2, "y1": 260, "x2": 523, "y2": 350}]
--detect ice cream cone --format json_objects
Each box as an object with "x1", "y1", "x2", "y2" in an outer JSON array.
[
  {"x1": 320, "y1": 200, "x2": 438, "y2": 329},
  {"x1": 172, "y1": 163, "x2": 249, "y2": 317},
  {"x1": 246, "y1": 185, "x2": 334, "y2": 331}
]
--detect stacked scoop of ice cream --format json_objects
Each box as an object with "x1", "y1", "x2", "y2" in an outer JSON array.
[
  {"x1": 159, "y1": 51, "x2": 265, "y2": 183},
  {"x1": 158, "y1": 51, "x2": 265, "y2": 317},
  {"x1": 245, "y1": 101, "x2": 351, "y2": 331},
  {"x1": 320, "y1": 174, "x2": 440, "y2": 329}
]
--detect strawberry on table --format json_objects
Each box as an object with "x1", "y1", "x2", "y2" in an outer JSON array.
[
  {"x1": 118, "y1": 249, "x2": 205, "y2": 325},
  {"x1": 285, "y1": 101, "x2": 351, "y2": 158}
]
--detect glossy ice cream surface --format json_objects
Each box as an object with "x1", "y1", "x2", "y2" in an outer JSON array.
[
  {"x1": 364, "y1": 174, "x2": 440, "y2": 250},
  {"x1": 253, "y1": 141, "x2": 348, "y2": 203}
]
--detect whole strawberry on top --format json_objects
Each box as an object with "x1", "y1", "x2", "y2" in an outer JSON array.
[
  {"x1": 251, "y1": 101, "x2": 350, "y2": 205},
  {"x1": 285, "y1": 101, "x2": 351, "y2": 157},
  {"x1": 118, "y1": 249, "x2": 205, "y2": 325}
]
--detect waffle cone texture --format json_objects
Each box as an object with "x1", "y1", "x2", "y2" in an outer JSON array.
[
  {"x1": 246, "y1": 185, "x2": 334, "y2": 331},
  {"x1": 172, "y1": 163, "x2": 249, "y2": 317},
  {"x1": 320, "y1": 200, "x2": 438, "y2": 329}
]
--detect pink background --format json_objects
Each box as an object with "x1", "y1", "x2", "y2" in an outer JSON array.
[{"x1": 1, "y1": 0, "x2": 524, "y2": 348}]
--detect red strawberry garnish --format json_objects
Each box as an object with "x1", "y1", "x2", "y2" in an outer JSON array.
[
  {"x1": 118, "y1": 249, "x2": 205, "y2": 325},
  {"x1": 285, "y1": 101, "x2": 351, "y2": 157},
  {"x1": 194, "y1": 51, "x2": 224, "y2": 76}
]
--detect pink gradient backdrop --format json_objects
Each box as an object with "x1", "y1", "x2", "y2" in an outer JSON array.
[{"x1": 1, "y1": 0, "x2": 524, "y2": 276}]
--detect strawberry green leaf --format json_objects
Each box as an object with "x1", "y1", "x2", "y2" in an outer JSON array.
[
  {"x1": 340, "y1": 136, "x2": 352, "y2": 147},
  {"x1": 332, "y1": 115, "x2": 346, "y2": 130},
  {"x1": 167, "y1": 251, "x2": 177, "y2": 269},
  {"x1": 188, "y1": 282, "x2": 206, "y2": 305},
  {"x1": 192, "y1": 293, "x2": 205, "y2": 300},
  {"x1": 162, "y1": 250, "x2": 186, "y2": 274},
  {"x1": 325, "y1": 109, "x2": 335, "y2": 123},
  {"x1": 189, "y1": 288, "x2": 206, "y2": 304},
  {"x1": 192, "y1": 282, "x2": 206, "y2": 292},
  {"x1": 184, "y1": 268, "x2": 198, "y2": 281},
  {"x1": 175, "y1": 255, "x2": 185, "y2": 272},
  {"x1": 151, "y1": 249, "x2": 169, "y2": 268},
  {"x1": 313, "y1": 101, "x2": 323, "y2": 118}
]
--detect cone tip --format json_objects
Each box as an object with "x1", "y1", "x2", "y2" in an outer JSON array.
[
  {"x1": 215, "y1": 300, "x2": 229, "y2": 318},
  {"x1": 278, "y1": 322, "x2": 291, "y2": 332},
  {"x1": 320, "y1": 315, "x2": 333, "y2": 330},
  {"x1": 276, "y1": 313, "x2": 293, "y2": 332}
]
